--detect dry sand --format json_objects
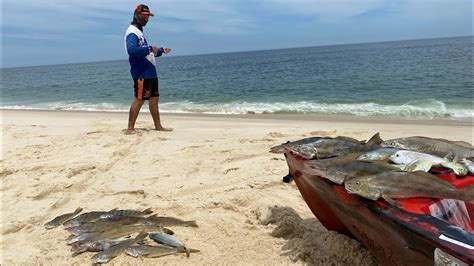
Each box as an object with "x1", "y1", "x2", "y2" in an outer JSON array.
[{"x1": 1, "y1": 110, "x2": 472, "y2": 265}]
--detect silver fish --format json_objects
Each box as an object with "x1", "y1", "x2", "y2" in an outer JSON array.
[
  {"x1": 149, "y1": 232, "x2": 193, "y2": 257},
  {"x1": 357, "y1": 147, "x2": 400, "y2": 161},
  {"x1": 460, "y1": 159, "x2": 474, "y2": 174},
  {"x1": 381, "y1": 136, "x2": 474, "y2": 159},
  {"x1": 91, "y1": 232, "x2": 147, "y2": 264},
  {"x1": 390, "y1": 150, "x2": 468, "y2": 176},
  {"x1": 149, "y1": 232, "x2": 184, "y2": 248},
  {"x1": 44, "y1": 207, "x2": 82, "y2": 230}
]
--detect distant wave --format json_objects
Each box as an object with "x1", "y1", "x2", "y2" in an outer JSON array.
[{"x1": 2, "y1": 99, "x2": 472, "y2": 119}]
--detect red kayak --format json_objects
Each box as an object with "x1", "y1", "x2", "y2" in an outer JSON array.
[{"x1": 284, "y1": 152, "x2": 474, "y2": 265}]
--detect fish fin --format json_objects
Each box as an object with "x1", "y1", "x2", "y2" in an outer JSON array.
[
  {"x1": 443, "y1": 152, "x2": 453, "y2": 160},
  {"x1": 405, "y1": 160, "x2": 421, "y2": 172},
  {"x1": 382, "y1": 195, "x2": 401, "y2": 207},
  {"x1": 161, "y1": 227, "x2": 175, "y2": 235},
  {"x1": 146, "y1": 214, "x2": 158, "y2": 218},
  {"x1": 73, "y1": 207, "x2": 83, "y2": 216},
  {"x1": 142, "y1": 207, "x2": 153, "y2": 215},
  {"x1": 187, "y1": 248, "x2": 200, "y2": 253},
  {"x1": 109, "y1": 208, "x2": 118, "y2": 212},
  {"x1": 185, "y1": 247, "x2": 190, "y2": 258},
  {"x1": 452, "y1": 141, "x2": 473, "y2": 148},
  {"x1": 134, "y1": 231, "x2": 148, "y2": 242},
  {"x1": 366, "y1": 132, "x2": 383, "y2": 145},
  {"x1": 185, "y1": 220, "x2": 198, "y2": 227},
  {"x1": 453, "y1": 154, "x2": 459, "y2": 163}
]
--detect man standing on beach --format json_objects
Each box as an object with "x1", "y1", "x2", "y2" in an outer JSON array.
[{"x1": 125, "y1": 4, "x2": 172, "y2": 133}]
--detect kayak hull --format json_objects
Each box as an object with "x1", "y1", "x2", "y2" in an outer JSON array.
[{"x1": 285, "y1": 152, "x2": 474, "y2": 265}]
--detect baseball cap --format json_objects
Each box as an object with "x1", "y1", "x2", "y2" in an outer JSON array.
[{"x1": 136, "y1": 4, "x2": 154, "y2": 16}]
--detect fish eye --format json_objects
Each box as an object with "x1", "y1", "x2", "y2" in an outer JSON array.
[
  {"x1": 355, "y1": 182, "x2": 359, "y2": 185},
  {"x1": 396, "y1": 154, "x2": 399, "y2": 157}
]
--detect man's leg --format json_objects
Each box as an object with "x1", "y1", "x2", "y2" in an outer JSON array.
[
  {"x1": 149, "y1": 96, "x2": 172, "y2": 131},
  {"x1": 127, "y1": 98, "x2": 145, "y2": 132}
]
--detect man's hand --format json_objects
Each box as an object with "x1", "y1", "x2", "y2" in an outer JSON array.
[{"x1": 163, "y1": 47, "x2": 171, "y2": 54}]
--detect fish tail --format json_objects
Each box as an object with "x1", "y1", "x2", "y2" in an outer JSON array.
[
  {"x1": 185, "y1": 220, "x2": 198, "y2": 227},
  {"x1": 73, "y1": 207, "x2": 83, "y2": 216},
  {"x1": 142, "y1": 207, "x2": 153, "y2": 215},
  {"x1": 366, "y1": 132, "x2": 383, "y2": 145},
  {"x1": 134, "y1": 231, "x2": 148, "y2": 242}
]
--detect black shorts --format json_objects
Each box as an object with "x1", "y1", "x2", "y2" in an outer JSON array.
[{"x1": 133, "y1": 78, "x2": 159, "y2": 100}]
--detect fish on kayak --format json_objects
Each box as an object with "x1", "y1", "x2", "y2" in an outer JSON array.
[
  {"x1": 304, "y1": 153, "x2": 399, "y2": 184},
  {"x1": 270, "y1": 133, "x2": 383, "y2": 160},
  {"x1": 381, "y1": 136, "x2": 474, "y2": 160},
  {"x1": 390, "y1": 150, "x2": 468, "y2": 176},
  {"x1": 344, "y1": 171, "x2": 474, "y2": 205},
  {"x1": 356, "y1": 147, "x2": 400, "y2": 161}
]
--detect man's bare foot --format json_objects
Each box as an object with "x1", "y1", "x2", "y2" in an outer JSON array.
[
  {"x1": 155, "y1": 127, "x2": 173, "y2": 132},
  {"x1": 123, "y1": 129, "x2": 136, "y2": 135}
]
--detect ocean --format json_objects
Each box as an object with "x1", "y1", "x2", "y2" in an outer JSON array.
[{"x1": 2, "y1": 36, "x2": 473, "y2": 120}]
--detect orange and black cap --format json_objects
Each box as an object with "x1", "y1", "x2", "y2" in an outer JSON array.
[{"x1": 136, "y1": 4, "x2": 154, "y2": 16}]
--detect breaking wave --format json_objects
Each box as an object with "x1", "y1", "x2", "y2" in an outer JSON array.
[{"x1": 2, "y1": 99, "x2": 472, "y2": 120}]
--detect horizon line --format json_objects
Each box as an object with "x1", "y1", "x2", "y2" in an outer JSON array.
[{"x1": 2, "y1": 35, "x2": 471, "y2": 70}]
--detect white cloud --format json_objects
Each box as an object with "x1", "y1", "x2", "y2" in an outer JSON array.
[
  {"x1": 2, "y1": 0, "x2": 254, "y2": 35},
  {"x1": 261, "y1": 0, "x2": 389, "y2": 20}
]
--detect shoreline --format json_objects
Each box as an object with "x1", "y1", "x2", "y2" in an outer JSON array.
[{"x1": 2, "y1": 109, "x2": 472, "y2": 126}]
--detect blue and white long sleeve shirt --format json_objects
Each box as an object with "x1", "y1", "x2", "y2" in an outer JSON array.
[{"x1": 124, "y1": 25, "x2": 163, "y2": 79}]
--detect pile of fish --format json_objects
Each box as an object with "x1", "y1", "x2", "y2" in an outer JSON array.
[
  {"x1": 44, "y1": 207, "x2": 199, "y2": 264},
  {"x1": 271, "y1": 133, "x2": 474, "y2": 205}
]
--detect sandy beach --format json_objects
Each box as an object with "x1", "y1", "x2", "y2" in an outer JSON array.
[{"x1": 1, "y1": 109, "x2": 472, "y2": 265}]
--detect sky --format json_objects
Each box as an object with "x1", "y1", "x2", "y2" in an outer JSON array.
[{"x1": 1, "y1": 0, "x2": 473, "y2": 68}]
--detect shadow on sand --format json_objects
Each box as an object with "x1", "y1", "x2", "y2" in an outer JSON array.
[{"x1": 257, "y1": 205, "x2": 378, "y2": 265}]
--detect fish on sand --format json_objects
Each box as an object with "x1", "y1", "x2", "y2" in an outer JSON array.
[
  {"x1": 91, "y1": 231, "x2": 148, "y2": 264},
  {"x1": 44, "y1": 207, "x2": 83, "y2": 230}
]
